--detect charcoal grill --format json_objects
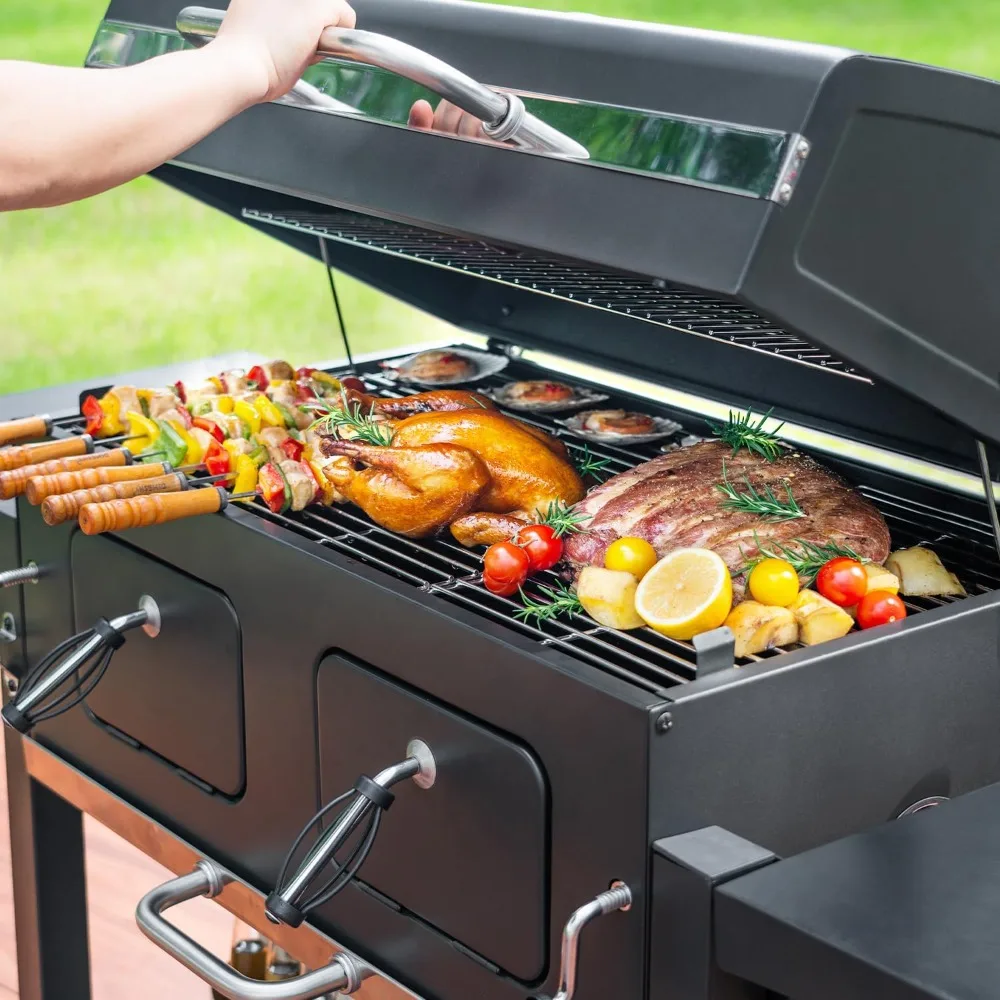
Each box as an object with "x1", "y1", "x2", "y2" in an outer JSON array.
[{"x1": 5, "y1": 2, "x2": 1000, "y2": 999}]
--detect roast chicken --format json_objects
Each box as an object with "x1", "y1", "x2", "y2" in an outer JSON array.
[{"x1": 320, "y1": 410, "x2": 584, "y2": 540}]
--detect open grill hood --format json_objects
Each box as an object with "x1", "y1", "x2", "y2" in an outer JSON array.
[{"x1": 97, "y1": 0, "x2": 1000, "y2": 472}]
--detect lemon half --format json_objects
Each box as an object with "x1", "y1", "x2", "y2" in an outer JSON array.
[{"x1": 634, "y1": 548, "x2": 733, "y2": 640}]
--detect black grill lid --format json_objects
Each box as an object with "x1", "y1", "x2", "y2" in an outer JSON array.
[{"x1": 97, "y1": 0, "x2": 1000, "y2": 467}]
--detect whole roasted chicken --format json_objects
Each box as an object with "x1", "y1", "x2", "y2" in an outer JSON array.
[{"x1": 320, "y1": 410, "x2": 584, "y2": 540}]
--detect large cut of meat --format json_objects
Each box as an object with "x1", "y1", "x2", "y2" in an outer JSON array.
[{"x1": 563, "y1": 441, "x2": 891, "y2": 591}]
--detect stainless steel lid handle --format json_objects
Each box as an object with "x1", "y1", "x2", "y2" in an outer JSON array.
[
  {"x1": 136, "y1": 861, "x2": 369, "y2": 1000},
  {"x1": 177, "y1": 6, "x2": 589, "y2": 159}
]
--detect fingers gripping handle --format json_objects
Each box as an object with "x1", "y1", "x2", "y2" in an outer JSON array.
[
  {"x1": 0, "y1": 437, "x2": 90, "y2": 473},
  {"x1": 0, "y1": 416, "x2": 51, "y2": 447},
  {"x1": 136, "y1": 862, "x2": 368, "y2": 1000},
  {"x1": 79, "y1": 487, "x2": 225, "y2": 535}
]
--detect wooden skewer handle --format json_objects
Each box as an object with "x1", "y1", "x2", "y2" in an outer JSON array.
[
  {"x1": 41, "y1": 475, "x2": 186, "y2": 526},
  {"x1": 22, "y1": 461, "x2": 168, "y2": 505},
  {"x1": 79, "y1": 488, "x2": 224, "y2": 536},
  {"x1": 0, "y1": 437, "x2": 90, "y2": 473},
  {"x1": 0, "y1": 450, "x2": 133, "y2": 501},
  {"x1": 0, "y1": 416, "x2": 50, "y2": 447}
]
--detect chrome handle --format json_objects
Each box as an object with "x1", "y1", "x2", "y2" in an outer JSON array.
[
  {"x1": 177, "y1": 6, "x2": 589, "y2": 158},
  {"x1": 548, "y1": 883, "x2": 632, "y2": 1000},
  {"x1": 136, "y1": 861, "x2": 369, "y2": 1000}
]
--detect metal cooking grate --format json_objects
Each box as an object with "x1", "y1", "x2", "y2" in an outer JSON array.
[
  {"x1": 57, "y1": 352, "x2": 994, "y2": 696},
  {"x1": 242, "y1": 208, "x2": 871, "y2": 384}
]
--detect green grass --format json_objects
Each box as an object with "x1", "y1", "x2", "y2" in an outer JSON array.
[{"x1": 3, "y1": 0, "x2": 1000, "y2": 394}]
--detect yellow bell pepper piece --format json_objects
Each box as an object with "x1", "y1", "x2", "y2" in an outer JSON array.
[
  {"x1": 168, "y1": 420, "x2": 203, "y2": 467},
  {"x1": 209, "y1": 376, "x2": 225, "y2": 393},
  {"x1": 308, "y1": 458, "x2": 338, "y2": 506},
  {"x1": 98, "y1": 394, "x2": 124, "y2": 436},
  {"x1": 124, "y1": 411, "x2": 159, "y2": 455},
  {"x1": 253, "y1": 395, "x2": 284, "y2": 429},
  {"x1": 234, "y1": 400, "x2": 262, "y2": 436},
  {"x1": 312, "y1": 371, "x2": 341, "y2": 389},
  {"x1": 215, "y1": 395, "x2": 235, "y2": 414},
  {"x1": 232, "y1": 454, "x2": 259, "y2": 502}
]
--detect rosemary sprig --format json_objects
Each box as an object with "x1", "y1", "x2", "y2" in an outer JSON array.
[
  {"x1": 574, "y1": 444, "x2": 612, "y2": 481},
  {"x1": 740, "y1": 532, "x2": 866, "y2": 584},
  {"x1": 708, "y1": 407, "x2": 786, "y2": 462},
  {"x1": 716, "y1": 462, "x2": 804, "y2": 521},
  {"x1": 309, "y1": 390, "x2": 394, "y2": 447},
  {"x1": 514, "y1": 582, "x2": 584, "y2": 624},
  {"x1": 538, "y1": 500, "x2": 590, "y2": 537}
]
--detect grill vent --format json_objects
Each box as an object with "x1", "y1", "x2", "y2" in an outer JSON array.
[{"x1": 243, "y1": 207, "x2": 871, "y2": 383}]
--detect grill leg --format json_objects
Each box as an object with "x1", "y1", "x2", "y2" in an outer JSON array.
[{"x1": 5, "y1": 724, "x2": 92, "y2": 1000}]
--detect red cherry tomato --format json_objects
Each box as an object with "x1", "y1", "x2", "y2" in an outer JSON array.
[
  {"x1": 816, "y1": 557, "x2": 868, "y2": 607},
  {"x1": 516, "y1": 524, "x2": 563, "y2": 572},
  {"x1": 482, "y1": 542, "x2": 530, "y2": 596},
  {"x1": 856, "y1": 590, "x2": 907, "y2": 629}
]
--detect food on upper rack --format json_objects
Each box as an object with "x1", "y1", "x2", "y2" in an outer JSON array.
[
  {"x1": 633, "y1": 548, "x2": 733, "y2": 640},
  {"x1": 885, "y1": 547, "x2": 966, "y2": 597},
  {"x1": 582, "y1": 409, "x2": 656, "y2": 436},
  {"x1": 338, "y1": 387, "x2": 496, "y2": 419},
  {"x1": 562, "y1": 440, "x2": 891, "y2": 600},
  {"x1": 575, "y1": 566, "x2": 646, "y2": 630},
  {"x1": 789, "y1": 589, "x2": 855, "y2": 645},
  {"x1": 725, "y1": 602, "x2": 799, "y2": 658},
  {"x1": 487, "y1": 380, "x2": 609, "y2": 413},
  {"x1": 381, "y1": 348, "x2": 510, "y2": 386},
  {"x1": 320, "y1": 409, "x2": 585, "y2": 540}
]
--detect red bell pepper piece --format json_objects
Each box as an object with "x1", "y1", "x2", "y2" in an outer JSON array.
[
  {"x1": 295, "y1": 366, "x2": 317, "y2": 380},
  {"x1": 82, "y1": 395, "x2": 104, "y2": 436},
  {"x1": 280, "y1": 437, "x2": 305, "y2": 462},
  {"x1": 173, "y1": 381, "x2": 187, "y2": 404},
  {"x1": 192, "y1": 416, "x2": 225, "y2": 444},
  {"x1": 247, "y1": 365, "x2": 270, "y2": 393},
  {"x1": 203, "y1": 439, "x2": 231, "y2": 478},
  {"x1": 257, "y1": 462, "x2": 290, "y2": 514},
  {"x1": 294, "y1": 381, "x2": 318, "y2": 402}
]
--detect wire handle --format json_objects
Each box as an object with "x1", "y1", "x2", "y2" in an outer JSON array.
[
  {"x1": 177, "y1": 7, "x2": 589, "y2": 158},
  {"x1": 1, "y1": 603, "x2": 154, "y2": 735},
  {"x1": 136, "y1": 861, "x2": 369, "y2": 1000}
]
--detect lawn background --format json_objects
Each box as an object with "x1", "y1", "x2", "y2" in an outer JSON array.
[{"x1": 3, "y1": 0, "x2": 1000, "y2": 394}]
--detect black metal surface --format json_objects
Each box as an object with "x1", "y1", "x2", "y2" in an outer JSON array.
[
  {"x1": 715, "y1": 783, "x2": 1000, "y2": 1000},
  {"x1": 70, "y1": 532, "x2": 245, "y2": 796},
  {"x1": 316, "y1": 654, "x2": 549, "y2": 981}
]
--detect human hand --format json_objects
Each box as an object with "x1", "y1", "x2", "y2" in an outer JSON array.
[
  {"x1": 408, "y1": 99, "x2": 485, "y2": 138},
  {"x1": 216, "y1": 0, "x2": 357, "y2": 104}
]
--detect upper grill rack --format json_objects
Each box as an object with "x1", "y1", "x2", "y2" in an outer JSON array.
[{"x1": 242, "y1": 208, "x2": 871, "y2": 384}]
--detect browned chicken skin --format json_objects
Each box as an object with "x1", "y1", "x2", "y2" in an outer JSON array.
[{"x1": 321, "y1": 410, "x2": 584, "y2": 542}]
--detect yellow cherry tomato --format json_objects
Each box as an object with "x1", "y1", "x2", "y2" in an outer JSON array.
[
  {"x1": 604, "y1": 537, "x2": 658, "y2": 580},
  {"x1": 748, "y1": 558, "x2": 800, "y2": 607}
]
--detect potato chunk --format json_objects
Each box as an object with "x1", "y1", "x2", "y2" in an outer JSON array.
[
  {"x1": 725, "y1": 601, "x2": 799, "y2": 658},
  {"x1": 790, "y1": 589, "x2": 855, "y2": 646},
  {"x1": 885, "y1": 547, "x2": 966, "y2": 597},
  {"x1": 577, "y1": 567, "x2": 646, "y2": 630}
]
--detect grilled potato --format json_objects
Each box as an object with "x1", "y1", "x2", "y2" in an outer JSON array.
[
  {"x1": 577, "y1": 566, "x2": 646, "y2": 630},
  {"x1": 725, "y1": 601, "x2": 798, "y2": 658},
  {"x1": 863, "y1": 562, "x2": 900, "y2": 595},
  {"x1": 885, "y1": 547, "x2": 966, "y2": 597},
  {"x1": 790, "y1": 589, "x2": 855, "y2": 646}
]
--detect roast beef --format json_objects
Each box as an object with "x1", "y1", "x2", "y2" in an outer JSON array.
[{"x1": 563, "y1": 440, "x2": 890, "y2": 592}]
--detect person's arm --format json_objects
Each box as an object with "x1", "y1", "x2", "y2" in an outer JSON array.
[{"x1": 0, "y1": 0, "x2": 354, "y2": 212}]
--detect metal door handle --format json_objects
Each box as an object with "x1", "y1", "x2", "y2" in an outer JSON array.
[
  {"x1": 177, "y1": 6, "x2": 590, "y2": 158},
  {"x1": 136, "y1": 861, "x2": 369, "y2": 1000}
]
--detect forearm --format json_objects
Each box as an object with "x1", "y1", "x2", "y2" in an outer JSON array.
[{"x1": 0, "y1": 44, "x2": 267, "y2": 211}]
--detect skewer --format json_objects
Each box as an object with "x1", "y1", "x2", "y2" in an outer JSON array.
[
  {"x1": 0, "y1": 433, "x2": 143, "y2": 473},
  {"x1": 40, "y1": 473, "x2": 230, "y2": 526},
  {"x1": 79, "y1": 488, "x2": 257, "y2": 536},
  {"x1": 0, "y1": 450, "x2": 165, "y2": 502},
  {"x1": 0, "y1": 415, "x2": 52, "y2": 447}
]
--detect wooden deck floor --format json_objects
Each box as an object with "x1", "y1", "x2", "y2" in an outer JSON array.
[{"x1": 0, "y1": 736, "x2": 235, "y2": 998}]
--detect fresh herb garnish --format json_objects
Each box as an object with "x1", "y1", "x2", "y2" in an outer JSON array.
[
  {"x1": 574, "y1": 444, "x2": 612, "y2": 481},
  {"x1": 310, "y1": 390, "x2": 394, "y2": 447},
  {"x1": 716, "y1": 462, "x2": 804, "y2": 521},
  {"x1": 514, "y1": 582, "x2": 584, "y2": 624},
  {"x1": 740, "y1": 532, "x2": 866, "y2": 584},
  {"x1": 708, "y1": 407, "x2": 786, "y2": 462},
  {"x1": 538, "y1": 500, "x2": 590, "y2": 537}
]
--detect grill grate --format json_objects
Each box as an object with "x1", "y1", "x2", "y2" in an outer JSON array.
[
  {"x1": 242, "y1": 208, "x2": 872, "y2": 384},
  {"x1": 60, "y1": 352, "x2": 995, "y2": 696}
]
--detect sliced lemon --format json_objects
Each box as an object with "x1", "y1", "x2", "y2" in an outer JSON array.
[{"x1": 634, "y1": 548, "x2": 733, "y2": 640}]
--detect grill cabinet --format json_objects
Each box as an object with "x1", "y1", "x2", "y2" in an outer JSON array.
[{"x1": 5, "y1": 3, "x2": 1000, "y2": 999}]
